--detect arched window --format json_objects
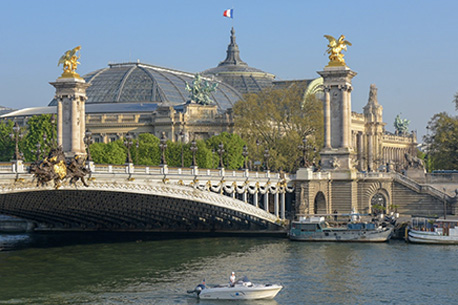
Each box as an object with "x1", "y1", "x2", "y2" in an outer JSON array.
[
  {"x1": 371, "y1": 193, "x2": 386, "y2": 214},
  {"x1": 314, "y1": 192, "x2": 326, "y2": 215}
]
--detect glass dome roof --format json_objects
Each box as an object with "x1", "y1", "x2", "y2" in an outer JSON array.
[
  {"x1": 201, "y1": 28, "x2": 275, "y2": 94},
  {"x1": 49, "y1": 62, "x2": 243, "y2": 111}
]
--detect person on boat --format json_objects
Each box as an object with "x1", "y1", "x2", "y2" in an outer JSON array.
[{"x1": 229, "y1": 272, "x2": 236, "y2": 286}]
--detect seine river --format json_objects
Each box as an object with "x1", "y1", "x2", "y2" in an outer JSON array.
[{"x1": 0, "y1": 233, "x2": 457, "y2": 304}]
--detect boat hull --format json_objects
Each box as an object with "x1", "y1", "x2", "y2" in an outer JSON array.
[
  {"x1": 289, "y1": 227, "x2": 393, "y2": 242},
  {"x1": 408, "y1": 229, "x2": 458, "y2": 244},
  {"x1": 198, "y1": 284, "x2": 282, "y2": 300}
]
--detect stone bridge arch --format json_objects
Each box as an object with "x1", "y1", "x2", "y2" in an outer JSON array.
[
  {"x1": 313, "y1": 191, "x2": 327, "y2": 215},
  {"x1": 0, "y1": 181, "x2": 285, "y2": 233}
]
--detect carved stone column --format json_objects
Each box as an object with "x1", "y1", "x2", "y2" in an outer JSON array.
[
  {"x1": 50, "y1": 77, "x2": 90, "y2": 158},
  {"x1": 317, "y1": 66, "x2": 357, "y2": 171}
]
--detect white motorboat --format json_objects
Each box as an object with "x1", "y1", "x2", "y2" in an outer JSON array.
[{"x1": 187, "y1": 276, "x2": 282, "y2": 300}]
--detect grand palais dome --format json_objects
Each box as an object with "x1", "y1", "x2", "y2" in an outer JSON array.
[{"x1": 48, "y1": 62, "x2": 243, "y2": 111}]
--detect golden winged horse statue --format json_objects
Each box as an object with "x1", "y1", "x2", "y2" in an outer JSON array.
[
  {"x1": 58, "y1": 46, "x2": 82, "y2": 78},
  {"x1": 324, "y1": 35, "x2": 352, "y2": 67}
]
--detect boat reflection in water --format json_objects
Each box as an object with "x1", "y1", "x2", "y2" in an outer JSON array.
[
  {"x1": 408, "y1": 217, "x2": 458, "y2": 244},
  {"x1": 289, "y1": 212, "x2": 394, "y2": 242}
]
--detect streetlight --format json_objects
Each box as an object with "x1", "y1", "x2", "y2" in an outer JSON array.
[
  {"x1": 42, "y1": 132, "x2": 48, "y2": 158},
  {"x1": 50, "y1": 114, "x2": 57, "y2": 148},
  {"x1": 190, "y1": 137, "x2": 198, "y2": 167},
  {"x1": 217, "y1": 142, "x2": 225, "y2": 168},
  {"x1": 10, "y1": 122, "x2": 23, "y2": 161},
  {"x1": 264, "y1": 148, "x2": 270, "y2": 171},
  {"x1": 33, "y1": 142, "x2": 41, "y2": 162},
  {"x1": 180, "y1": 130, "x2": 185, "y2": 167},
  {"x1": 159, "y1": 132, "x2": 167, "y2": 165},
  {"x1": 136, "y1": 141, "x2": 139, "y2": 165},
  {"x1": 84, "y1": 129, "x2": 93, "y2": 161},
  {"x1": 255, "y1": 139, "x2": 261, "y2": 171},
  {"x1": 298, "y1": 136, "x2": 308, "y2": 168},
  {"x1": 124, "y1": 133, "x2": 133, "y2": 164},
  {"x1": 242, "y1": 145, "x2": 249, "y2": 170}
]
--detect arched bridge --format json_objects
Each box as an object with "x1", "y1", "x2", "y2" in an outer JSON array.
[{"x1": 0, "y1": 163, "x2": 295, "y2": 233}]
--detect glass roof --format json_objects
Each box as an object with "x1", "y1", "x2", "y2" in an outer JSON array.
[{"x1": 49, "y1": 63, "x2": 243, "y2": 111}]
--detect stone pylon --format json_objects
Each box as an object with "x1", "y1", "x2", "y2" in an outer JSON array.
[
  {"x1": 50, "y1": 77, "x2": 90, "y2": 159},
  {"x1": 317, "y1": 65, "x2": 357, "y2": 171}
]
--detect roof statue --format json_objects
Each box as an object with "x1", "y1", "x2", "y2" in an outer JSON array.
[
  {"x1": 185, "y1": 74, "x2": 218, "y2": 105},
  {"x1": 324, "y1": 35, "x2": 352, "y2": 67},
  {"x1": 394, "y1": 114, "x2": 410, "y2": 134},
  {"x1": 58, "y1": 46, "x2": 82, "y2": 79}
]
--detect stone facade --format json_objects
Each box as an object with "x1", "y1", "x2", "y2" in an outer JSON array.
[{"x1": 86, "y1": 103, "x2": 233, "y2": 143}]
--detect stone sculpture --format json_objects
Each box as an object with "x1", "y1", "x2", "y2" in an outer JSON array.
[{"x1": 404, "y1": 153, "x2": 424, "y2": 169}]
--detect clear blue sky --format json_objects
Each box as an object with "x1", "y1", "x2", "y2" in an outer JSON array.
[{"x1": 1, "y1": 0, "x2": 457, "y2": 141}]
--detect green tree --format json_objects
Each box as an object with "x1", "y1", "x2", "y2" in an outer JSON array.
[
  {"x1": 205, "y1": 132, "x2": 246, "y2": 169},
  {"x1": 23, "y1": 114, "x2": 56, "y2": 161},
  {"x1": 0, "y1": 120, "x2": 15, "y2": 161},
  {"x1": 424, "y1": 112, "x2": 458, "y2": 170},
  {"x1": 136, "y1": 133, "x2": 160, "y2": 166},
  {"x1": 233, "y1": 84, "x2": 323, "y2": 172},
  {"x1": 90, "y1": 140, "x2": 126, "y2": 164}
]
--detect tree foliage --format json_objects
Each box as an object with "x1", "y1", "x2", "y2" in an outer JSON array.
[
  {"x1": 90, "y1": 140, "x2": 126, "y2": 164},
  {"x1": 423, "y1": 112, "x2": 458, "y2": 170},
  {"x1": 23, "y1": 114, "x2": 56, "y2": 162},
  {"x1": 0, "y1": 120, "x2": 15, "y2": 161},
  {"x1": 205, "y1": 132, "x2": 246, "y2": 169},
  {"x1": 233, "y1": 84, "x2": 323, "y2": 172}
]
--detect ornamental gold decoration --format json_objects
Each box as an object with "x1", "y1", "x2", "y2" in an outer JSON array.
[
  {"x1": 58, "y1": 46, "x2": 82, "y2": 79},
  {"x1": 324, "y1": 35, "x2": 352, "y2": 67}
]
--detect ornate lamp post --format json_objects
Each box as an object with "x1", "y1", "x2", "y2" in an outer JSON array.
[
  {"x1": 10, "y1": 122, "x2": 23, "y2": 161},
  {"x1": 190, "y1": 137, "x2": 198, "y2": 167},
  {"x1": 41, "y1": 132, "x2": 48, "y2": 158},
  {"x1": 124, "y1": 133, "x2": 133, "y2": 164},
  {"x1": 159, "y1": 132, "x2": 167, "y2": 165},
  {"x1": 136, "y1": 141, "x2": 139, "y2": 164},
  {"x1": 50, "y1": 114, "x2": 57, "y2": 148},
  {"x1": 298, "y1": 136, "x2": 308, "y2": 167},
  {"x1": 217, "y1": 142, "x2": 225, "y2": 168},
  {"x1": 263, "y1": 148, "x2": 270, "y2": 171},
  {"x1": 242, "y1": 145, "x2": 249, "y2": 170},
  {"x1": 256, "y1": 139, "x2": 261, "y2": 171},
  {"x1": 84, "y1": 129, "x2": 93, "y2": 161},
  {"x1": 180, "y1": 130, "x2": 185, "y2": 167},
  {"x1": 33, "y1": 142, "x2": 41, "y2": 162}
]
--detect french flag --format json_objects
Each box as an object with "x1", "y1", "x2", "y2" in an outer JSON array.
[{"x1": 223, "y1": 9, "x2": 233, "y2": 18}]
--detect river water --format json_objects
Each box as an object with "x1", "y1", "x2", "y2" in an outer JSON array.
[{"x1": 0, "y1": 233, "x2": 457, "y2": 305}]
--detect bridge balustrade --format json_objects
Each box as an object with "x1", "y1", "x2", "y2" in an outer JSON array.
[{"x1": 0, "y1": 162, "x2": 294, "y2": 221}]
